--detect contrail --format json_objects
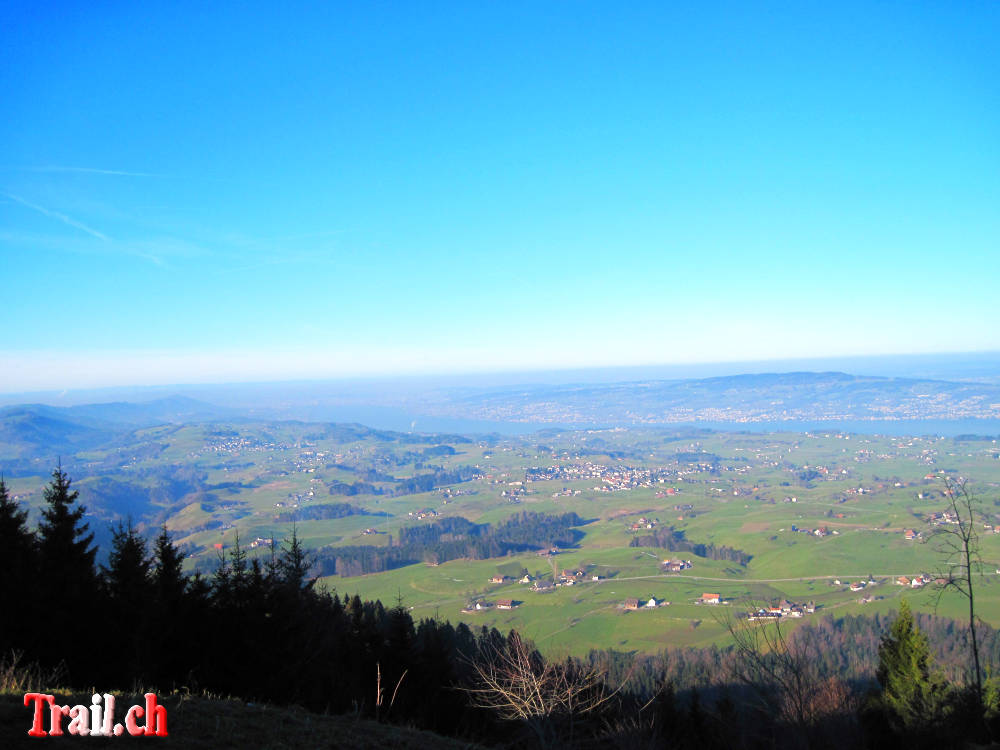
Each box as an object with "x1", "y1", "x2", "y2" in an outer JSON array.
[
  {"x1": 236, "y1": 229, "x2": 348, "y2": 246},
  {"x1": 3, "y1": 192, "x2": 109, "y2": 240},
  {"x1": 13, "y1": 165, "x2": 163, "y2": 178}
]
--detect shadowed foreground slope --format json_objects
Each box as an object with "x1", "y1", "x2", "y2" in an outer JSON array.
[{"x1": 0, "y1": 692, "x2": 481, "y2": 749}]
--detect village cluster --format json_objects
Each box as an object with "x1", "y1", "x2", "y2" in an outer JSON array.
[
  {"x1": 744, "y1": 599, "x2": 817, "y2": 620},
  {"x1": 525, "y1": 462, "x2": 689, "y2": 492},
  {"x1": 789, "y1": 524, "x2": 840, "y2": 537},
  {"x1": 462, "y1": 599, "x2": 518, "y2": 613},
  {"x1": 406, "y1": 507, "x2": 439, "y2": 520}
]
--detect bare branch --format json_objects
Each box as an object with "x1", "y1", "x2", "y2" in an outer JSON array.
[
  {"x1": 459, "y1": 631, "x2": 631, "y2": 748},
  {"x1": 927, "y1": 476, "x2": 986, "y2": 705},
  {"x1": 718, "y1": 599, "x2": 855, "y2": 740}
]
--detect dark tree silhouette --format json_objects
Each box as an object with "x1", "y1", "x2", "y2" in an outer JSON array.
[
  {"x1": 103, "y1": 519, "x2": 152, "y2": 604},
  {"x1": 35, "y1": 466, "x2": 99, "y2": 677},
  {"x1": 0, "y1": 478, "x2": 38, "y2": 652},
  {"x1": 276, "y1": 526, "x2": 314, "y2": 593},
  {"x1": 37, "y1": 466, "x2": 97, "y2": 587},
  {"x1": 102, "y1": 519, "x2": 153, "y2": 678},
  {"x1": 152, "y1": 524, "x2": 187, "y2": 602}
]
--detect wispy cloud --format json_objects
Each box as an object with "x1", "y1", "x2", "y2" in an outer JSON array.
[
  {"x1": 232, "y1": 229, "x2": 349, "y2": 247},
  {"x1": 0, "y1": 229, "x2": 204, "y2": 268},
  {"x1": 2, "y1": 164, "x2": 274, "y2": 187},
  {"x1": 8, "y1": 165, "x2": 164, "y2": 178},
  {"x1": 221, "y1": 254, "x2": 338, "y2": 274},
  {"x1": 3, "y1": 192, "x2": 109, "y2": 240},
  {"x1": 134, "y1": 250, "x2": 166, "y2": 267},
  {"x1": 208, "y1": 230, "x2": 351, "y2": 273}
]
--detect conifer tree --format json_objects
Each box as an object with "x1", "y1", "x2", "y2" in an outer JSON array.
[
  {"x1": 103, "y1": 519, "x2": 152, "y2": 605},
  {"x1": 148, "y1": 525, "x2": 188, "y2": 688},
  {"x1": 277, "y1": 526, "x2": 314, "y2": 594},
  {"x1": 228, "y1": 532, "x2": 249, "y2": 596},
  {"x1": 0, "y1": 477, "x2": 32, "y2": 549},
  {"x1": 36, "y1": 465, "x2": 99, "y2": 676},
  {"x1": 102, "y1": 520, "x2": 153, "y2": 679},
  {"x1": 0, "y1": 476, "x2": 35, "y2": 579},
  {"x1": 37, "y1": 465, "x2": 97, "y2": 586},
  {"x1": 0, "y1": 478, "x2": 37, "y2": 652},
  {"x1": 152, "y1": 524, "x2": 186, "y2": 603},
  {"x1": 876, "y1": 600, "x2": 945, "y2": 733}
]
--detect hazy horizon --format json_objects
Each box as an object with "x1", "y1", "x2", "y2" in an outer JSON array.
[{"x1": 3, "y1": 349, "x2": 1000, "y2": 407}]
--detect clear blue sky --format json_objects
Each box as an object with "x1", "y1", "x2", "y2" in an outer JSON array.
[{"x1": 2, "y1": 2, "x2": 998, "y2": 391}]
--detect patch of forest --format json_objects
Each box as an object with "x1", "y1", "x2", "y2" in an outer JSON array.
[
  {"x1": 274, "y1": 502, "x2": 388, "y2": 523},
  {"x1": 328, "y1": 465, "x2": 482, "y2": 497},
  {"x1": 628, "y1": 526, "x2": 752, "y2": 565},
  {"x1": 315, "y1": 511, "x2": 585, "y2": 577}
]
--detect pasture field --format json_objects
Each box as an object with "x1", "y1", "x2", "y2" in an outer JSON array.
[
  {"x1": 303, "y1": 427, "x2": 1000, "y2": 655},
  {"x1": 9, "y1": 421, "x2": 1000, "y2": 656}
]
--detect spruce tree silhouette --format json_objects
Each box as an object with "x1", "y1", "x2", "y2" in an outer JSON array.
[
  {"x1": 102, "y1": 520, "x2": 153, "y2": 679},
  {"x1": 103, "y1": 520, "x2": 152, "y2": 606},
  {"x1": 152, "y1": 524, "x2": 187, "y2": 603},
  {"x1": 276, "y1": 526, "x2": 314, "y2": 594},
  {"x1": 0, "y1": 478, "x2": 38, "y2": 654},
  {"x1": 36, "y1": 465, "x2": 99, "y2": 679},
  {"x1": 37, "y1": 465, "x2": 97, "y2": 585},
  {"x1": 148, "y1": 525, "x2": 189, "y2": 688}
]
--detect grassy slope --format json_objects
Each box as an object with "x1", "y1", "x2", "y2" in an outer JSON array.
[
  {"x1": 319, "y1": 432, "x2": 1000, "y2": 655},
  {"x1": 9, "y1": 424, "x2": 1000, "y2": 658}
]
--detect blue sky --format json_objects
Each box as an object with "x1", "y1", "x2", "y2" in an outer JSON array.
[{"x1": 2, "y1": 2, "x2": 998, "y2": 391}]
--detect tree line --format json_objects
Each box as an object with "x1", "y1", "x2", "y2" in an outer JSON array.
[
  {"x1": 586, "y1": 609, "x2": 1000, "y2": 702},
  {"x1": 313, "y1": 511, "x2": 585, "y2": 577},
  {"x1": 629, "y1": 525, "x2": 753, "y2": 565},
  {"x1": 328, "y1": 465, "x2": 481, "y2": 497},
  {"x1": 274, "y1": 501, "x2": 388, "y2": 522}
]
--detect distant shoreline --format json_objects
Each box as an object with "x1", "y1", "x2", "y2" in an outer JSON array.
[{"x1": 266, "y1": 406, "x2": 1000, "y2": 438}]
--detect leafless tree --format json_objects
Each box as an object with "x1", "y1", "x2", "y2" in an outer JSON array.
[
  {"x1": 461, "y1": 631, "x2": 626, "y2": 749},
  {"x1": 929, "y1": 475, "x2": 986, "y2": 705},
  {"x1": 720, "y1": 603, "x2": 857, "y2": 748}
]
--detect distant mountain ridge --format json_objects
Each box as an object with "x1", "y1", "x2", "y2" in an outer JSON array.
[
  {"x1": 0, "y1": 396, "x2": 233, "y2": 458},
  {"x1": 2, "y1": 372, "x2": 999, "y2": 464}
]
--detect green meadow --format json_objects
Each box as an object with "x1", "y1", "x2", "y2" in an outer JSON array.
[{"x1": 11, "y1": 422, "x2": 1000, "y2": 657}]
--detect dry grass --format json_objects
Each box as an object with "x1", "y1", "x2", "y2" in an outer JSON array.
[{"x1": 0, "y1": 651, "x2": 66, "y2": 695}]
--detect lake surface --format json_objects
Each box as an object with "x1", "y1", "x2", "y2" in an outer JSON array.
[{"x1": 283, "y1": 404, "x2": 1000, "y2": 439}]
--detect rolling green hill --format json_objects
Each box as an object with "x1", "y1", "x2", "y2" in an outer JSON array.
[{"x1": 4, "y1": 403, "x2": 1000, "y2": 657}]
